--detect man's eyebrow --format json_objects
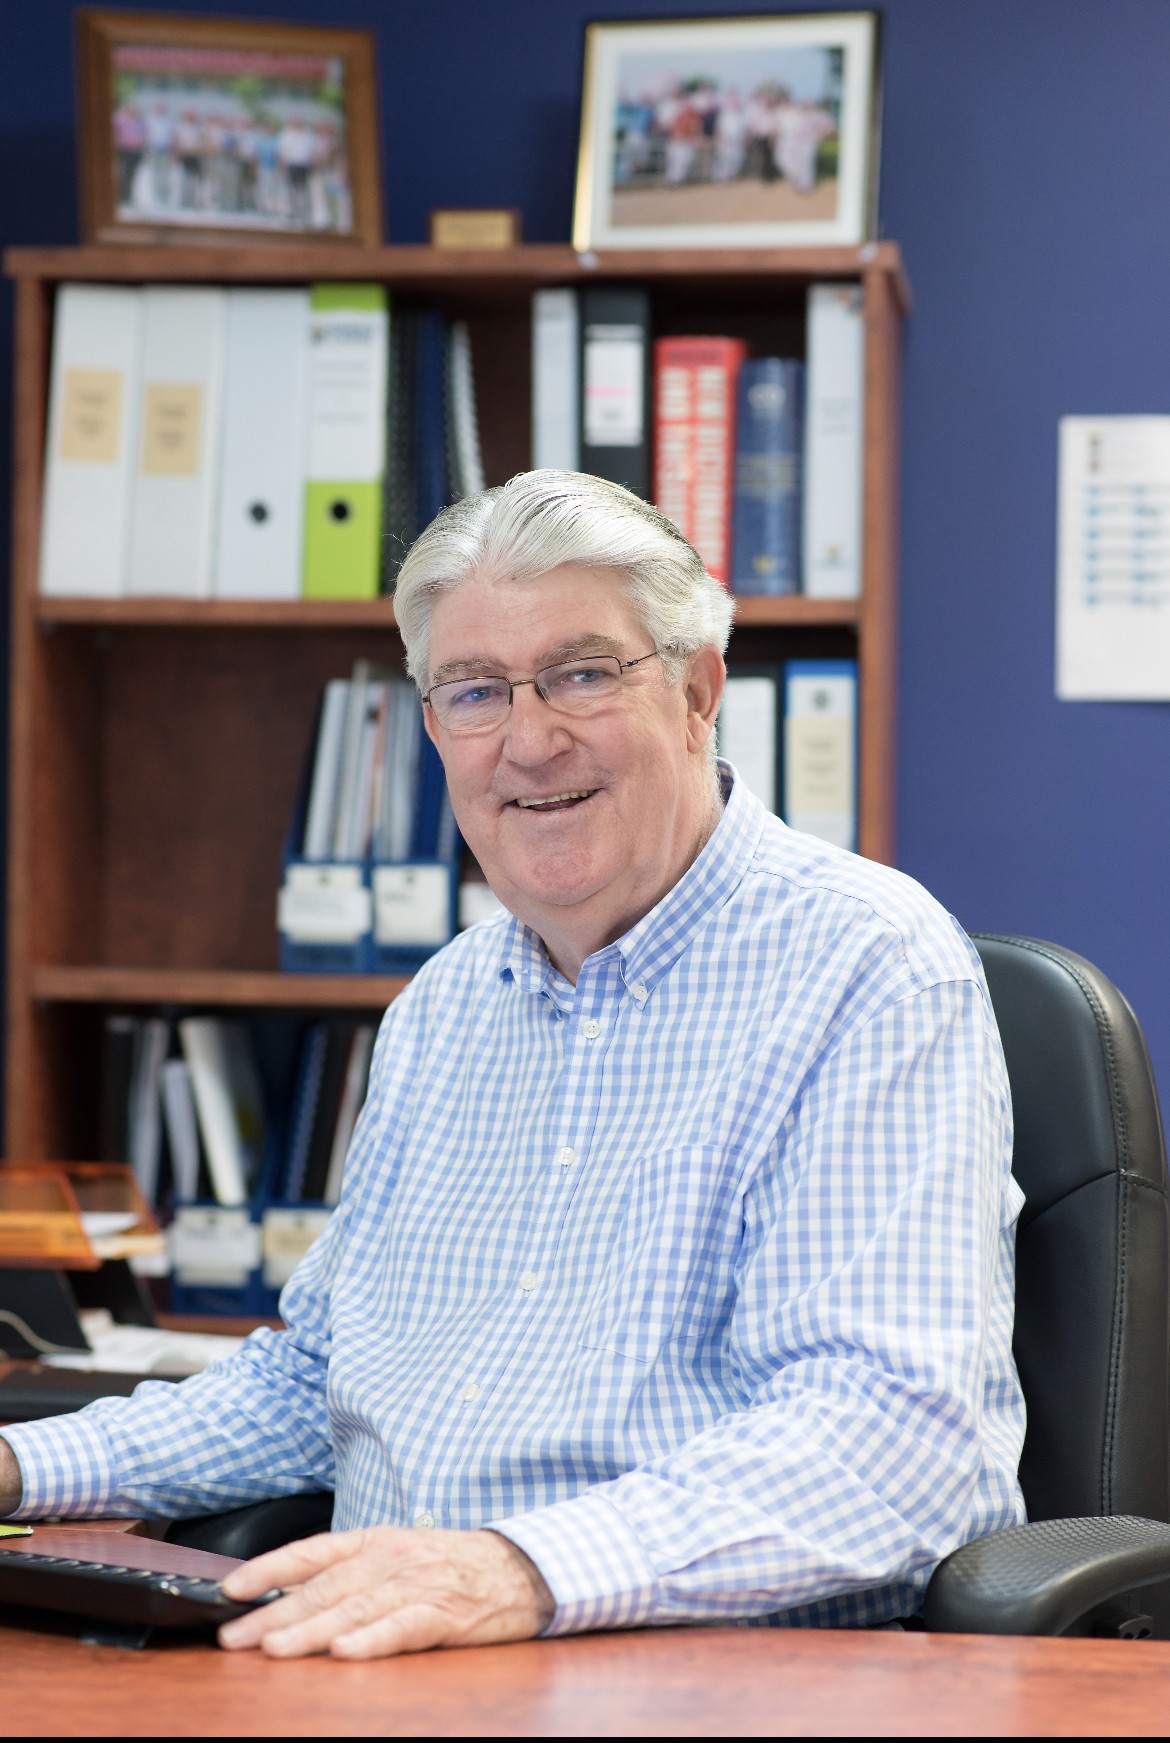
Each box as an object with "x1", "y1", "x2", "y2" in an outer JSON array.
[{"x1": 428, "y1": 635, "x2": 624, "y2": 686}]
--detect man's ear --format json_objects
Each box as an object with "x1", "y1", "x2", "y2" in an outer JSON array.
[{"x1": 683, "y1": 646, "x2": 725, "y2": 755}]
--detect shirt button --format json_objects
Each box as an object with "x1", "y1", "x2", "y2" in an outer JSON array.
[
  {"x1": 556, "y1": 1146, "x2": 576, "y2": 1168},
  {"x1": 519, "y1": 1270, "x2": 538, "y2": 1293},
  {"x1": 459, "y1": 1383, "x2": 480, "y2": 1404},
  {"x1": 414, "y1": 1512, "x2": 435, "y2": 1529},
  {"x1": 581, "y1": 1018, "x2": 601, "y2": 1039},
  {"x1": 631, "y1": 982, "x2": 648, "y2": 1000}
]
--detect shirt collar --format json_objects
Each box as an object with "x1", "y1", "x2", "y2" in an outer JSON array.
[{"x1": 497, "y1": 761, "x2": 764, "y2": 1002}]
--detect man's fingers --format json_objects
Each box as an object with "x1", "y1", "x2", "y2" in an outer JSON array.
[
  {"x1": 220, "y1": 1545, "x2": 391, "y2": 1649},
  {"x1": 257, "y1": 1584, "x2": 410, "y2": 1660},
  {"x1": 331, "y1": 1602, "x2": 446, "y2": 1660},
  {"x1": 221, "y1": 1526, "x2": 366, "y2": 1599}
]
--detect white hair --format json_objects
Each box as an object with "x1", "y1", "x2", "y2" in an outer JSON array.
[{"x1": 393, "y1": 469, "x2": 734, "y2": 689}]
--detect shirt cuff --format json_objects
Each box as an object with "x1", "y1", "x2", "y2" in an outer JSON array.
[
  {"x1": 492, "y1": 1488, "x2": 663, "y2": 1635},
  {"x1": 1, "y1": 1411, "x2": 121, "y2": 1519}
]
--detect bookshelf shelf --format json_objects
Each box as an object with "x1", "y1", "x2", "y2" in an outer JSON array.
[
  {"x1": 4, "y1": 241, "x2": 911, "y2": 314},
  {"x1": 35, "y1": 594, "x2": 856, "y2": 630},
  {"x1": 5, "y1": 241, "x2": 905, "y2": 1159},
  {"x1": 36, "y1": 596, "x2": 402, "y2": 629},
  {"x1": 30, "y1": 966, "x2": 410, "y2": 1009}
]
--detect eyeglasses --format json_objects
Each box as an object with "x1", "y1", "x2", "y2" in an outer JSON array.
[{"x1": 423, "y1": 650, "x2": 660, "y2": 736}]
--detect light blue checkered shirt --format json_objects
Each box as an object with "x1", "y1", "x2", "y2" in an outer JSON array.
[{"x1": 5, "y1": 766, "x2": 1026, "y2": 1630}]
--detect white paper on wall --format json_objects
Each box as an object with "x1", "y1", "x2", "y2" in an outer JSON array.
[{"x1": 1057, "y1": 415, "x2": 1170, "y2": 699}]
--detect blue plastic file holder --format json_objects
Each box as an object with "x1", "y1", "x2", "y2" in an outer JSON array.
[
  {"x1": 277, "y1": 855, "x2": 459, "y2": 974},
  {"x1": 277, "y1": 859, "x2": 371, "y2": 974},
  {"x1": 367, "y1": 857, "x2": 459, "y2": 974},
  {"x1": 167, "y1": 1200, "x2": 271, "y2": 1317},
  {"x1": 276, "y1": 698, "x2": 461, "y2": 975},
  {"x1": 168, "y1": 1198, "x2": 336, "y2": 1318}
]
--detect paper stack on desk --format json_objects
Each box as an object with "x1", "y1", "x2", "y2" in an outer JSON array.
[{"x1": 41, "y1": 1310, "x2": 246, "y2": 1377}]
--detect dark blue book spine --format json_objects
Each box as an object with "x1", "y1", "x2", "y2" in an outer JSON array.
[
  {"x1": 730, "y1": 360, "x2": 803, "y2": 595},
  {"x1": 411, "y1": 725, "x2": 447, "y2": 859},
  {"x1": 414, "y1": 313, "x2": 449, "y2": 531}
]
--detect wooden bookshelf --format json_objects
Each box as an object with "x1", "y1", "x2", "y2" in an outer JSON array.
[{"x1": 3, "y1": 242, "x2": 906, "y2": 1158}]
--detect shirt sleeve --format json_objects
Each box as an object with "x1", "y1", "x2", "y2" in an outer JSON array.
[
  {"x1": 0, "y1": 1187, "x2": 360, "y2": 1519},
  {"x1": 494, "y1": 978, "x2": 1024, "y2": 1633},
  {"x1": 2, "y1": 1319, "x2": 335, "y2": 1521}
]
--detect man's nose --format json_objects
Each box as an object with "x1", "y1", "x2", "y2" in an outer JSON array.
[{"x1": 499, "y1": 682, "x2": 574, "y2": 763}]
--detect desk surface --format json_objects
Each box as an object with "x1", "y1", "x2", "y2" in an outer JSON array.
[{"x1": 3, "y1": 1616, "x2": 1170, "y2": 1737}]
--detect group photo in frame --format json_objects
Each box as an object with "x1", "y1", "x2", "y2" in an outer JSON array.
[
  {"x1": 75, "y1": 8, "x2": 383, "y2": 247},
  {"x1": 573, "y1": 11, "x2": 879, "y2": 251}
]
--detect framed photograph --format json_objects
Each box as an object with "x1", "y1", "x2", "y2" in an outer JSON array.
[
  {"x1": 573, "y1": 12, "x2": 879, "y2": 252},
  {"x1": 76, "y1": 9, "x2": 383, "y2": 246}
]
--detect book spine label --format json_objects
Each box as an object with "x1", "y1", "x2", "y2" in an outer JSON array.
[{"x1": 730, "y1": 359, "x2": 803, "y2": 595}]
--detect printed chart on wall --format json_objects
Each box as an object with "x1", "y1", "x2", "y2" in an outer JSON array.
[{"x1": 1057, "y1": 416, "x2": 1170, "y2": 699}]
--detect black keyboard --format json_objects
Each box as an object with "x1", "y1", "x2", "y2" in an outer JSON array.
[{"x1": 0, "y1": 1545, "x2": 282, "y2": 1629}]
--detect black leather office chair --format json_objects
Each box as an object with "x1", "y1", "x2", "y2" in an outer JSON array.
[
  {"x1": 171, "y1": 934, "x2": 1170, "y2": 1637},
  {"x1": 923, "y1": 933, "x2": 1170, "y2": 1636}
]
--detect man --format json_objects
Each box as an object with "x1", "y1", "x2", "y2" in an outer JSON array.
[{"x1": 0, "y1": 472, "x2": 1025, "y2": 1658}]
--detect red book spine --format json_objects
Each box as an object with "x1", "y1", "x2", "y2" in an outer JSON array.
[{"x1": 652, "y1": 337, "x2": 746, "y2": 584}]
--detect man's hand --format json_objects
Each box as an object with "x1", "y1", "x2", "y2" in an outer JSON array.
[
  {"x1": 0, "y1": 1438, "x2": 22, "y2": 1517},
  {"x1": 218, "y1": 1525, "x2": 555, "y2": 1659}
]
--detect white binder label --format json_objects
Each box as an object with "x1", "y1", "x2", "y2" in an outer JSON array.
[
  {"x1": 584, "y1": 325, "x2": 644, "y2": 448},
  {"x1": 306, "y1": 310, "x2": 387, "y2": 481},
  {"x1": 60, "y1": 368, "x2": 123, "y2": 464},
  {"x1": 169, "y1": 1206, "x2": 260, "y2": 1286},
  {"x1": 278, "y1": 863, "x2": 371, "y2": 944},
  {"x1": 373, "y1": 864, "x2": 450, "y2": 945}
]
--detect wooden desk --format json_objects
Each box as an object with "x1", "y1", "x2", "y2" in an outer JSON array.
[{"x1": 2, "y1": 1614, "x2": 1169, "y2": 1736}]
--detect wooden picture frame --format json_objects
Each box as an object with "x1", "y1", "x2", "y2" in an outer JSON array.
[
  {"x1": 75, "y1": 9, "x2": 384, "y2": 247},
  {"x1": 573, "y1": 11, "x2": 880, "y2": 252}
]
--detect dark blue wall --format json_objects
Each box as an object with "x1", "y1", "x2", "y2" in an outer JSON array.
[{"x1": 2, "y1": 1, "x2": 1169, "y2": 1091}]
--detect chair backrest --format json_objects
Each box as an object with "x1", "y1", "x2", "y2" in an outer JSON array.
[{"x1": 972, "y1": 934, "x2": 1170, "y2": 1523}]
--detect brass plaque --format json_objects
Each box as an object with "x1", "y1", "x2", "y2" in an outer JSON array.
[
  {"x1": 141, "y1": 381, "x2": 202, "y2": 476},
  {"x1": 59, "y1": 367, "x2": 123, "y2": 463},
  {"x1": 430, "y1": 208, "x2": 519, "y2": 250}
]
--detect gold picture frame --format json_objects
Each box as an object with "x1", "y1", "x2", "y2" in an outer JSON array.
[
  {"x1": 573, "y1": 11, "x2": 880, "y2": 252},
  {"x1": 76, "y1": 8, "x2": 384, "y2": 247}
]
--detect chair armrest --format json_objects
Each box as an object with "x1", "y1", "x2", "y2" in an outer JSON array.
[
  {"x1": 923, "y1": 1516, "x2": 1170, "y2": 1635},
  {"x1": 164, "y1": 1491, "x2": 334, "y2": 1560}
]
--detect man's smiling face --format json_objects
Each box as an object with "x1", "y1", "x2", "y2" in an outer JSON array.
[{"x1": 423, "y1": 563, "x2": 722, "y2": 972}]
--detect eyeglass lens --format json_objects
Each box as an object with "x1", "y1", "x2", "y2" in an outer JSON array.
[{"x1": 430, "y1": 656, "x2": 626, "y2": 733}]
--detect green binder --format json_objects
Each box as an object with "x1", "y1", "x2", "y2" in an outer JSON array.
[{"x1": 302, "y1": 284, "x2": 388, "y2": 599}]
